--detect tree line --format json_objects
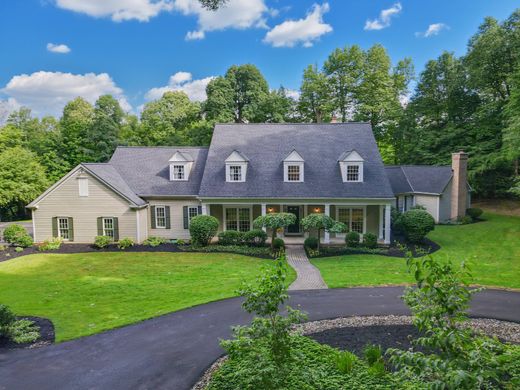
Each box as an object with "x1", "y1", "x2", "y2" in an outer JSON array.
[{"x1": 1, "y1": 9, "x2": 519, "y2": 220}]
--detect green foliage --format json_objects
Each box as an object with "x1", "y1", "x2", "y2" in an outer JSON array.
[
  {"x1": 189, "y1": 215, "x2": 219, "y2": 247},
  {"x1": 242, "y1": 229, "x2": 267, "y2": 247},
  {"x1": 38, "y1": 237, "x2": 63, "y2": 251},
  {"x1": 304, "y1": 236, "x2": 319, "y2": 250},
  {"x1": 14, "y1": 247, "x2": 24, "y2": 253},
  {"x1": 400, "y1": 209, "x2": 435, "y2": 243},
  {"x1": 300, "y1": 213, "x2": 341, "y2": 250},
  {"x1": 117, "y1": 237, "x2": 134, "y2": 250},
  {"x1": 335, "y1": 350, "x2": 357, "y2": 374},
  {"x1": 298, "y1": 64, "x2": 333, "y2": 123},
  {"x1": 362, "y1": 232, "x2": 378, "y2": 249},
  {"x1": 3, "y1": 224, "x2": 33, "y2": 248},
  {"x1": 345, "y1": 231, "x2": 360, "y2": 247},
  {"x1": 272, "y1": 238, "x2": 285, "y2": 250},
  {"x1": 363, "y1": 344, "x2": 383, "y2": 366},
  {"x1": 94, "y1": 235, "x2": 112, "y2": 248},
  {"x1": 466, "y1": 207, "x2": 483, "y2": 220},
  {"x1": 254, "y1": 213, "x2": 296, "y2": 249},
  {"x1": 182, "y1": 244, "x2": 275, "y2": 258},
  {"x1": 7, "y1": 319, "x2": 40, "y2": 344},
  {"x1": 458, "y1": 215, "x2": 473, "y2": 225},
  {"x1": 218, "y1": 230, "x2": 244, "y2": 246},
  {"x1": 0, "y1": 304, "x2": 16, "y2": 329},
  {"x1": 143, "y1": 236, "x2": 167, "y2": 247}
]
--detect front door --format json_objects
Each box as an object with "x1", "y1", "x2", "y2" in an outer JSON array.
[{"x1": 286, "y1": 206, "x2": 301, "y2": 234}]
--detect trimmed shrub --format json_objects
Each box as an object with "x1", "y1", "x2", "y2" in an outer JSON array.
[
  {"x1": 189, "y1": 215, "x2": 219, "y2": 247},
  {"x1": 304, "y1": 236, "x2": 319, "y2": 250},
  {"x1": 38, "y1": 237, "x2": 63, "y2": 251},
  {"x1": 391, "y1": 207, "x2": 403, "y2": 234},
  {"x1": 362, "y1": 232, "x2": 378, "y2": 249},
  {"x1": 3, "y1": 224, "x2": 33, "y2": 248},
  {"x1": 7, "y1": 319, "x2": 40, "y2": 344},
  {"x1": 411, "y1": 205, "x2": 427, "y2": 211},
  {"x1": 400, "y1": 209, "x2": 435, "y2": 243},
  {"x1": 0, "y1": 304, "x2": 16, "y2": 329},
  {"x1": 345, "y1": 231, "x2": 360, "y2": 247},
  {"x1": 272, "y1": 238, "x2": 285, "y2": 250},
  {"x1": 118, "y1": 237, "x2": 134, "y2": 250},
  {"x1": 14, "y1": 247, "x2": 23, "y2": 253},
  {"x1": 459, "y1": 215, "x2": 473, "y2": 225},
  {"x1": 218, "y1": 230, "x2": 244, "y2": 246},
  {"x1": 466, "y1": 207, "x2": 483, "y2": 220},
  {"x1": 94, "y1": 235, "x2": 112, "y2": 248},
  {"x1": 143, "y1": 236, "x2": 167, "y2": 247},
  {"x1": 243, "y1": 229, "x2": 267, "y2": 247}
]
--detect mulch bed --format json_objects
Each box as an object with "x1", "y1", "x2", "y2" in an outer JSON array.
[{"x1": 0, "y1": 316, "x2": 55, "y2": 351}]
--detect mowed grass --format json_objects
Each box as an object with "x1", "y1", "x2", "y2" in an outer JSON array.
[
  {"x1": 312, "y1": 213, "x2": 520, "y2": 289},
  {"x1": 0, "y1": 252, "x2": 294, "y2": 341}
]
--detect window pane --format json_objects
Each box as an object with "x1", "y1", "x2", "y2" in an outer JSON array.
[
  {"x1": 287, "y1": 165, "x2": 300, "y2": 181},
  {"x1": 337, "y1": 208, "x2": 350, "y2": 225},
  {"x1": 58, "y1": 218, "x2": 69, "y2": 240},
  {"x1": 156, "y1": 207, "x2": 166, "y2": 228},
  {"x1": 226, "y1": 208, "x2": 238, "y2": 231},
  {"x1": 238, "y1": 208, "x2": 250, "y2": 232},
  {"x1": 188, "y1": 207, "x2": 198, "y2": 220},
  {"x1": 230, "y1": 166, "x2": 242, "y2": 181},
  {"x1": 346, "y1": 165, "x2": 359, "y2": 181},
  {"x1": 173, "y1": 165, "x2": 185, "y2": 180},
  {"x1": 351, "y1": 209, "x2": 363, "y2": 233},
  {"x1": 103, "y1": 218, "x2": 114, "y2": 238}
]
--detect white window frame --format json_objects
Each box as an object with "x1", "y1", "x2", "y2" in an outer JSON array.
[
  {"x1": 226, "y1": 163, "x2": 247, "y2": 182},
  {"x1": 284, "y1": 162, "x2": 304, "y2": 182},
  {"x1": 172, "y1": 165, "x2": 185, "y2": 180},
  {"x1": 340, "y1": 162, "x2": 364, "y2": 183},
  {"x1": 102, "y1": 217, "x2": 115, "y2": 238},
  {"x1": 336, "y1": 206, "x2": 367, "y2": 235},
  {"x1": 155, "y1": 205, "x2": 167, "y2": 229},
  {"x1": 223, "y1": 206, "x2": 253, "y2": 232},
  {"x1": 57, "y1": 217, "x2": 70, "y2": 240},
  {"x1": 169, "y1": 162, "x2": 191, "y2": 181},
  {"x1": 188, "y1": 206, "x2": 199, "y2": 223},
  {"x1": 78, "y1": 177, "x2": 89, "y2": 197}
]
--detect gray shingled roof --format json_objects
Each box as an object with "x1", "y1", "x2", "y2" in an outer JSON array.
[
  {"x1": 109, "y1": 147, "x2": 208, "y2": 197},
  {"x1": 385, "y1": 165, "x2": 453, "y2": 195},
  {"x1": 198, "y1": 123, "x2": 395, "y2": 199}
]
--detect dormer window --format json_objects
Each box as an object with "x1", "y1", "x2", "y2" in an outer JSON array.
[
  {"x1": 339, "y1": 150, "x2": 364, "y2": 183},
  {"x1": 169, "y1": 151, "x2": 193, "y2": 181},
  {"x1": 225, "y1": 150, "x2": 249, "y2": 183},
  {"x1": 284, "y1": 150, "x2": 304, "y2": 182}
]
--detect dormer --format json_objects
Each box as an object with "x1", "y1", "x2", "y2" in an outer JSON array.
[
  {"x1": 339, "y1": 150, "x2": 364, "y2": 182},
  {"x1": 284, "y1": 150, "x2": 304, "y2": 182},
  {"x1": 225, "y1": 150, "x2": 249, "y2": 182},
  {"x1": 169, "y1": 151, "x2": 194, "y2": 181}
]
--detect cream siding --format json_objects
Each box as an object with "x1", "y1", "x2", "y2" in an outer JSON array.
[
  {"x1": 33, "y1": 170, "x2": 137, "y2": 243},
  {"x1": 366, "y1": 205, "x2": 379, "y2": 235},
  {"x1": 147, "y1": 199, "x2": 201, "y2": 240},
  {"x1": 414, "y1": 194, "x2": 440, "y2": 223}
]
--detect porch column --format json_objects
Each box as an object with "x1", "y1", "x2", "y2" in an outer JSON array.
[
  {"x1": 201, "y1": 203, "x2": 209, "y2": 215},
  {"x1": 324, "y1": 204, "x2": 331, "y2": 244},
  {"x1": 384, "y1": 204, "x2": 391, "y2": 244},
  {"x1": 261, "y1": 203, "x2": 267, "y2": 232},
  {"x1": 378, "y1": 205, "x2": 384, "y2": 240}
]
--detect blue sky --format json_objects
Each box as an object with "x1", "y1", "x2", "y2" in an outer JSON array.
[{"x1": 0, "y1": 0, "x2": 518, "y2": 118}]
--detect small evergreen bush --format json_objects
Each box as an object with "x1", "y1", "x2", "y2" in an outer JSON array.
[
  {"x1": 345, "y1": 231, "x2": 360, "y2": 247},
  {"x1": 466, "y1": 207, "x2": 483, "y2": 220},
  {"x1": 272, "y1": 237, "x2": 285, "y2": 250},
  {"x1": 117, "y1": 237, "x2": 134, "y2": 250},
  {"x1": 362, "y1": 233, "x2": 378, "y2": 249},
  {"x1": 304, "y1": 236, "x2": 319, "y2": 250},
  {"x1": 189, "y1": 215, "x2": 219, "y2": 246},
  {"x1": 3, "y1": 224, "x2": 33, "y2": 248},
  {"x1": 218, "y1": 230, "x2": 244, "y2": 246},
  {"x1": 243, "y1": 229, "x2": 267, "y2": 247},
  {"x1": 400, "y1": 209, "x2": 435, "y2": 243},
  {"x1": 94, "y1": 235, "x2": 112, "y2": 248},
  {"x1": 0, "y1": 304, "x2": 16, "y2": 330},
  {"x1": 7, "y1": 319, "x2": 40, "y2": 344}
]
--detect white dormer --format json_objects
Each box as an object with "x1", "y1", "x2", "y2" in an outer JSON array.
[
  {"x1": 284, "y1": 150, "x2": 304, "y2": 182},
  {"x1": 225, "y1": 150, "x2": 249, "y2": 182},
  {"x1": 169, "y1": 151, "x2": 194, "y2": 181},
  {"x1": 339, "y1": 150, "x2": 364, "y2": 182}
]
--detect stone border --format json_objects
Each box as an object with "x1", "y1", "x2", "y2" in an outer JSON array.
[{"x1": 191, "y1": 315, "x2": 520, "y2": 389}]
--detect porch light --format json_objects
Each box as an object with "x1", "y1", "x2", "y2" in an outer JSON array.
[
  {"x1": 267, "y1": 207, "x2": 274, "y2": 213},
  {"x1": 314, "y1": 207, "x2": 321, "y2": 213}
]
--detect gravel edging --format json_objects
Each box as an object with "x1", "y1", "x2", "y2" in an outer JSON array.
[{"x1": 191, "y1": 315, "x2": 520, "y2": 389}]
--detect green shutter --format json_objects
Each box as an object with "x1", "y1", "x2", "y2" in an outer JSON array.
[
  {"x1": 97, "y1": 217, "x2": 103, "y2": 236},
  {"x1": 113, "y1": 217, "x2": 119, "y2": 241},
  {"x1": 151, "y1": 206, "x2": 156, "y2": 229},
  {"x1": 165, "y1": 206, "x2": 171, "y2": 229},
  {"x1": 198, "y1": 205, "x2": 202, "y2": 215},
  {"x1": 183, "y1": 206, "x2": 189, "y2": 229},
  {"x1": 68, "y1": 217, "x2": 74, "y2": 242},
  {"x1": 52, "y1": 217, "x2": 58, "y2": 238}
]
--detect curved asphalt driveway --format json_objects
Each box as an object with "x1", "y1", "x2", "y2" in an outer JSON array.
[{"x1": 1, "y1": 287, "x2": 519, "y2": 390}]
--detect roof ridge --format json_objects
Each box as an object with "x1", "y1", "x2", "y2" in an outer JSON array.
[
  {"x1": 399, "y1": 166, "x2": 416, "y2": 193},
  {"x1": 114, "y1": 145, "x2": 208, "y2": 149},
  {"x1": 215, "y1": 122, "x2": 371, "y2": 126},
  {"x1": 385, "y1": 164, "x2": 451, "y2": 168}
]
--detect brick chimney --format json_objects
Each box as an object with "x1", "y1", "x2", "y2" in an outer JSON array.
[{"x1": 451, "y1": 151, "x2": 468, "y2": 220}]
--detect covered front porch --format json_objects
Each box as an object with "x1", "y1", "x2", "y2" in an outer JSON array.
[{"x1": 200, "y1": 199, "x2": 392, "y2": 244}]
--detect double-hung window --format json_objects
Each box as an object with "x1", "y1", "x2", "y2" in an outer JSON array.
[
  {"x1": 172, "y1": 165, "x2": 185, "y2": 180},
  {"x1": 337, "y1": 208, "x2": 364, "y2": 234},
  {"x1": 188, "y1": 206, "x2": 199, "y2": 221},
  {"x1": 287, "y1": 165, "x2": 301, "y2": 181},
  {"x1": 225, "y1": 207, "x2": 251, "y2": 232},
  {"x1": 229, "y1": 165, "x2": 242, "y2": 182},
  {"x1": 103, "y1": 217, "x2": 115, "y2": 238},
  {"x1": 155, "y1": 206, "x2": 167, "y2": 228},
  {"x1": 58, "y1": 217, "x2": 70, "y2": 240},
  {"x1": 346, "y1": 165, "x2": 360, "y2": 182}
]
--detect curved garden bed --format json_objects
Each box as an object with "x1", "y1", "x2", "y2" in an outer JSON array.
[{"x1": 0, "y1": 316, "x2": 55, "y2": 350}]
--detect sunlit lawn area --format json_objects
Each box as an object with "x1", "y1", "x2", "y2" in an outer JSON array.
[
  {"x1": 312, "y1": 213, "x2": 520, "y2": 289},
  {"x1": 0, "y1": 252, "x2": 294, "y2": 341}
]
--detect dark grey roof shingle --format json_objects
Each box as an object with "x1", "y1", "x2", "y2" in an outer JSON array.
[
  {"x1": 198, "y1": 123, "x2": 395, "y2": 199},
  {"x1": 385, "y1": 165, "x2": 453, "y2": 195}
]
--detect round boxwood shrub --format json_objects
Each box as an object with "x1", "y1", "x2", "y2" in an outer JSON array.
[
  {"x1": 272, "y1": 238, "x2": 285, "y2": 250},
  {"x1": 243, "y1": 229, "x2": 267, "y2": 247},
  {"x1": 345, "y1": 231, "x2": 360, "y2": 247},
  {"x1": 466, "y1": 207, "x2": 483, "y2": 221},
  {"x1": 362, "y1": 232, "x2": 378, "y2": 249},
  {"x1": 304, "y1": 236, "x2": 319, "y2": 250},
  {"x1": 400, "y1": 209, "x2": 435, "y2": 243},
  {"x1": 2, "y1": 224, "x2": 33, "y2": 248},
  {"x1": 189, "y1": 215, "x2": 219, "y2": 246},
  {"x1": 218, "y1": 230, "x2": 245, "y2": 246}
]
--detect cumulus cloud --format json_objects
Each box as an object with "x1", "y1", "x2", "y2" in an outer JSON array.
[
  {"x1": 145, "y1": 71, "x2": 215, "y2": 101},
  {"x1": 173, "y1": 0, "x2": 269, "y2": 40},
  {"x1": 415, "y1": 23, "x2": 449, "y2": 38},
  {"x1": 0, "y1": 98, "x2": 21, "y2": 125},
  {"x1": 55, "y1": 0, "x2": 174, "y2": 22},
  {"x1": 1, "y1": 71, "x2": 131, "y2": 117},
  {"x1": 364, "y1": 2, "x2": 402, "y2": 31},
  {"x1": 46, "y1": 43, "x2": 71, "y2": 53},
  {"x1": 263, "y1": 3, "x2": 332, "y2": 48}
]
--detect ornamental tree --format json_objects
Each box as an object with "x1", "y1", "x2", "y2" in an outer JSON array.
[
  {"x1": 253, "y1": 213, "x2": 296, "y2": 249},
  {"x1": 300, "y1": 213, "x2": 346, "y2": 251}
]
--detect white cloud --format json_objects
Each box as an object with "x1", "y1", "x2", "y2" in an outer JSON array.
[
  {"x1": 284, "y1": 88, "x2": 300, "y2": 100},
  {"x1": 263, "y1": 3, "x2": 332, "y2": 48},
  {"x1": 364, "y1": 2, "x2": 402, "y2": 31},
  {"x1": 416, "y1": 23, "x2": 449, "y2": 38},
  {"x1": 145, "y1": 71, "x2": 215, "y2": 101},
  {"x1": 55, "y1": 0, "x2": 174, "y2": 22},
  {"x1": 46, "y1": 43, "x2": 71, "y2": 53},
  {"x1": 173, "y1": 0, "x2": 269, "y2": 40},
  {"x1": 0, "y1": 98, "x2": 21, "y2": 125},
  {"x1": 1, "y1": 71, "x2": 131, "y2": 117}
]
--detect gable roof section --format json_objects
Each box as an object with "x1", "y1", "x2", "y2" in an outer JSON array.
[
  {"x1": 338, "y1": 150, "x2": 364, "y2": 162},
  {"x1": 225, "y1": 150, "x2": 249, "y2": 162},
  {"x1": 199, "y1": 123, "x2": 395, "y2": 199},
  {"x1": 385, "y1": 165, "x2": 453, "y2": 195},
  {"x1": 284, "y1": 150, "x2": 304, "y2": 162},
  {"x1": 169, "y1": 151, "x2": 194, "y2": 162},
  {"x1": 109, "y1": 146, "x2": 208, "y2": 197}
]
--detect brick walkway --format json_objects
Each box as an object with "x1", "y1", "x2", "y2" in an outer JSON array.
[{"x1": 286, "y1": 245, "x2": 328, "y2": 290}]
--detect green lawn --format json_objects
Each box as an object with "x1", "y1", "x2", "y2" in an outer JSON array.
[
  {"x1": 0, "y1": 252, "x2": 294, "y2": 341},
  {"x1": 312, "y1": 213, "x2": 520, "y2": 289}
]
